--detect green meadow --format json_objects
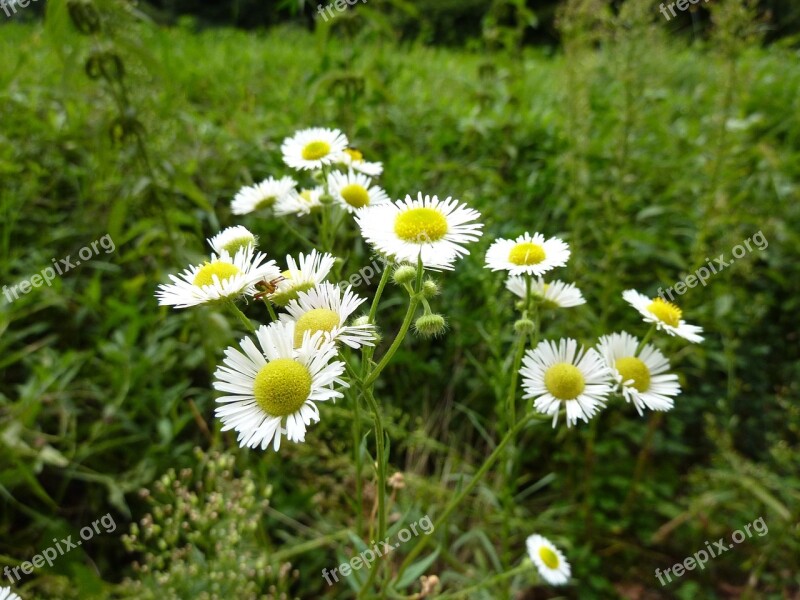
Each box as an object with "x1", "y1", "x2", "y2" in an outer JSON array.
[{"x1": 1, "y1": 2, "x2": 798, "y2": 598}]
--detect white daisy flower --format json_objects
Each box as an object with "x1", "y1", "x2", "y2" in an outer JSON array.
[
  {"x1": 335, "y1": 148, "x2": 383, "y2": 177},
  {"x1": 0, "y1": 587, "x2": 22, "y2": 600},
  {"x1": 526, "y1": 534, "x2": 571, "y2": 586},
  {"x1": 281, "y1": 127, "x2": 349, "y2": 171},
  {"x1": 356, "y1": 193, "x2": 483, "y2": 271},
  {"x1": 231, "y1": 176, "x2": 297, "y2": 215},
  {"x1": 485, "y1": 232, "x2": 571, "y2": 277},
  {"x1": 208, "y1": 225, "x2": 258, "y2": 256},
  {"x1": 155, "y1": 247, "x2": 280, "y2": 309},
  {"x1": 506, "y1": 276, "x2": 585, "y2": 309},
  {"x1": 622, "y1": 290, "x2": 704, "y2": 343},
  {"x1": 520, "y1": 338, "x2": 613, "y2": 428},
  {"x1": 597, "y1": 332, "x2": 681, "y2": 415},
  {"x1": 274, "y1": 186, "x2": 324, "y2": 217},
  {"x1": 280, "y1": 282, "x2": 376, "y2": 349},
  {"x1": 270, "y1": 249, "x2": 337, "y2": 307},
  {"x1": 327, "y1": 170, "x2": 390, "y2": 213},
  {"x1": 213, "y1": 321, "x2": 347, "y2": 451}
]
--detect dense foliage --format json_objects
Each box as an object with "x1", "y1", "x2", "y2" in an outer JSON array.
[{"x1": 0, "y1": 0, "x2": 798, "y2": 598}]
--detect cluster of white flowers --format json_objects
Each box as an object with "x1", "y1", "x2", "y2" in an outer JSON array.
[
  {"x1": 485, "y1": 231, "x2": 703, "y2": 428},
  {"x1": 154, "y1": 126, "x2": 705, "y2": 591}
]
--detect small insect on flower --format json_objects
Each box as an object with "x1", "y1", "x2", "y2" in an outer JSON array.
[{"x1": 253, "y1": 276, "x2": 286, "y2": 301}]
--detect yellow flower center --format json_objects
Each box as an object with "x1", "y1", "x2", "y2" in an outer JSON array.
[
  {"x1": 299, "y1": 189, "x2": 315, "y2": 202},
  {"x1": 340, "y1": 184, "x2": 371, "y2": 208},
  {"x1": 647, "y1": 298, "x2": 682, "y2": 327},
  {"x1": 255, "y1": 195, "x2": 277, "y2": 209},
  {"x1": 294, "y1": 308, "x2": 340, "y2": 346},
  {"x1": 220, "y1": 237, "x2": 253, "y2": 255},
  {"x1": 509, "y1": 242, "x2": 546, "y2": 266},
  {"x1": 394, "y1": 208, "x2": 448, "y2": 243},
  {"x1": 544, "y1": 363, "x2": 585, "y2": 400},
  {"x1": 253, "y1": 359, "x2": 312, "y2": 416},
  {"x1": 193, "y1": 262, "x2": 241, "y2": 288},
  {"x1": 615, "y1": 357, "x2": 651, "y2": 393},
  {"x1": 344, "y1": 148, "x2": 364, "y2": 162},
  {"x1": 539, "y1": 546, "x2": 560, "y2": 569},
  {"x1": 301, "y1": 141, "x2": 331, "y2": 161}
]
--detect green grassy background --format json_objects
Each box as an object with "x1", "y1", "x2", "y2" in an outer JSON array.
[{"x1": 1, "y1": 1, "x2": 798, "y2": 598}]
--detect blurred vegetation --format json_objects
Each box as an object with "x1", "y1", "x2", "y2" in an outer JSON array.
[{"x1": 1, "y1": 0, "x2": 798, "y2": 598}]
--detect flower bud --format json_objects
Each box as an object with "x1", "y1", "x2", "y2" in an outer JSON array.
[
  {"x1": 414, "y1": 314, "x2": 447, "y2": 338},
  {"x1": 392, "y1": 265, "x2": 416, "y2": 286},
  {"x1": 514, "y1": 318, "x2": 536, "y2": 335},
  {"x1": 421, "y1": 279, "x2": 439, "y2": 298}
]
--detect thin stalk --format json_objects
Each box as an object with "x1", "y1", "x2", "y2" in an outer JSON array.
[
  {"x1": 226, "y1": 301, "x2": 256, "y2": 333},
  {"x1": 363, "y1": 296, "x2": 420, "y2": 388},
  {"x1": 635, "y1": 323, "x2": 656, "y2": 356},
  {"x1": 392, "y1": 412, "x2": 538, "y2": 587},
  {"x1": 435, "y1": 563, "x2": 534, "y2": 600}
]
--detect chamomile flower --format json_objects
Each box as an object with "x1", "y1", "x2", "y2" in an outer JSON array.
[
  {"x1": 208, "y1": 225, "x2": 258, "y2": 256},
  {"x1": 356, "y1": 193, "x2": 483, "y2": 271},
  {"x1": 597, "y1": 332, "x2": 681, "y2": 415},
  {"x1": 521, "y1": 338, "x2": 613, "y2": 428},
  {"x1": 622, "y1": 290, "x2": 704, "y2": 343},
  {"x1": 281, "y1": 127, "x2": 349, "y2": 171},
  {"x1": 270, "y1": 249, "x2": 337, "y2": 307},
  {"x1": 485, "y1": 232, "x2": 571, "y2": 276},
  {"x1": 506, "y1": 276, "x2": 586, "y2": 309},
  {"x1": 275, "y1": 187, "x2": 324, "y2": 217},
  {"x1": 327, "y1": 170, "x2": 390, "y2": 213},
  {"x1": 155, "y1": 247, "x2": 280, "y2": 309},
  {"x1": 213, "y1": 321, "x2": 347, "y2": 451},
  {"x1": 526, "y1": 534, "x2": 571, "y2": 586},
  {"x1": 231, "y1": 176, "x2": 297, "y2": 215},
  {"x1": 279, "y1": 282, "x2": 376, "y2": 349},
  {"x1": 335, "y1": 148, "x2": 383, "y2": 177}
]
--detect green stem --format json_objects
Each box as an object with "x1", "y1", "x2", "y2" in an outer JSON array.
[
  {"x1": 368, "y1": 263, "x2": 392, "y2": 325},
  {"x1": 435, "y1": 563, "x2": 534, "y2": 600},
  {"x1": 363, "y1": 296, "x2": 420, "y2": 388},
  {"x1": 392, "y1": 412, "x2": 538, "y2": 587},
  {"x1": 635, "y1": 323, "x2": 656, "y2": 356},
  {"x1": 358, "y1": 387, "x2": 387, "y2": 598},
  {"x1": 506, "y1": 334, "x2": 526, "y2": 428},
  {"x1": 261, "y1": 297, "x2": 278, "y2": 322},
  {"x1": 226, "y1": 301, "x2": 256, "y2": 333}
]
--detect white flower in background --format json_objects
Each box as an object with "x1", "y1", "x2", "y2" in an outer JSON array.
[
  {"x1": 280, "y1": 282, "x2": 376, "y2": 349},
  {"x1": 327, "y1": 170, "x2": 390, "y2": 213},
  {"x1": 208, "y1": 225, "x2": 258, "y2": 256},
  {"x1": 597, "y1": 332, "x2": 681, "y2": 415},
  {"x1": 356, "y1": 193, "x2": 483, "y2": 271},
  {"x1": 270, "y1": 250, "x2": 337, "y2": 307},
  {"x1": 506, "y1": 276, "x2": 585, "y2": 309},
  {"x1": 275, "y1": 187, "x2": 324, "y2": 217},
  {"x1": 281, "y1": 127, "x2": 349, "y2": 171},
  {"x1": 335, "y1": 147, "x2": 383, "y2": 177},
  {"x1": 526, "y1": 534, "x2": 571, "y2": 586},
  {"x1": 155, "y1": 247, "x2": 279, "y2": 309},
  {"x1": 0, "y1": 587, "x2": 22, "y2": 600},
  {"x1": 213, "y1": 321, "x2": 347, "y2": 451},
  {"x1": 622, "y1": 290, "x2": 704, "y2": 343},
  {"x1": 485, "y1": 232, "x2": 571, "y2": 277},
  {"x1": 520, "y1": 338, "x2": 613, "y2": 428},
  {"x1": 231, "y1": 176, "x2": 297, "y2": 215}
]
